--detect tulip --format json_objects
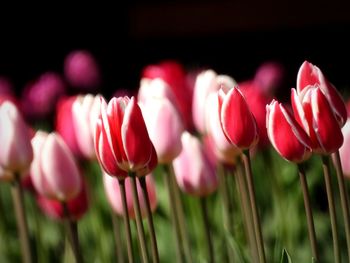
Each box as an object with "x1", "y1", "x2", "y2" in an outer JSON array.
[
  {"x1": 291, "y1": 87, "x2": 343, "y2": 154},
  {"x1": 72, "y1": 94, "x2": 101, "y2": 159},
  {"x1": 0, "y1": 101, "x2": 33, "y2": 174},
  {"x1": 138, "y1": 78, "x2": 178, "y2": 105},
  {"x1": 0, "y1": 76, "x2": 14, "y2": 96},
  {"x1": 64, "y1": 50, "x2": 101, "y2": 90},
  {"x1": 297, "y1": 61, "x2": 347, "y2": 127},
  {"x1": 103, "y1": 172, "x2": 157, "y2": 218},
  {"x1": 254, "y1": 61, "x2": 285, "y2": 96},
  {"x1": 141, "y1": 96, "x2": 184, "y2": 164},
  {"x1": 95, "y1": 96, "x2": 157, "y2": 177},
  {"x1": 36, "y1": 179, "x2": 89, "y2": 221},
  {"x1": 30, "y1": 131, "x2": 82, "y2": 201},
  {"x1": 21, "y1": 72, "x2": 66, "y2": 120},
  {"x1": 339, "y1": 119, "x2": 350, "y2": 177},
  {"x1": 218, "y1": 86, "x2": 259, "y2": 149},
  {"x1": 266, "y1": 100, "x2": 313, "y2": 163},
  {"x1": 173, "y1": 132, "x2": 218, "y2": 197}
]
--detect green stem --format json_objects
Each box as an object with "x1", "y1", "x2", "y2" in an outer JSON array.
[
  {"x1": 129, "y1": 173, "x2": 149, "y2": 263},
  {"x1": 218, "y1": 164, "x2": 235, "y2": 263},
  {"x1": 332, "y1": 151, "x2": 350, "y2": 262},
  {"x1": 163, "y1": 165, "x2": 183, "y2": 263},
  {"x1": 321, "y1": 155, "x2": 340, "y2": 263},
  {"x1": 62, "y1": 202, "x2": 84, "y2": 263},
  {"x1": 297, "y1": 164, "x2": 319, "y2": 261},
  {"x1": 200, "y1": 197, "x2": 215, "y2": 263},
  {"x1": 241, "y1": 150, "x2": 266, "y2": 263},
  {"x1": 169, "y1": 164, "x2": 193, "y2": 263},
  {"x1": 11, "y1": 173, "x2": 32, "y2": 263},
  {"x1": 139, "y1": 177, "x2": 160, "y2": 263},
  {"x1": 112, "y1": 214, "x2": 125, "y2": 263},
  {"x1": 235, "y1": 162, "x2": 259, "y2": 263}
]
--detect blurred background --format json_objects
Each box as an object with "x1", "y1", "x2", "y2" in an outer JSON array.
[{"x1": 0, "y1": 0, "x2": 350, "y2": 98}]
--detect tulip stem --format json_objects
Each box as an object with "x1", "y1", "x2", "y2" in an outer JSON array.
[
  {"x1": 321, "y1": 155, "x2": 340, "y2": 263},
  {"x1": 241, "y1": 150, "x2": 266, "y2": 263},
  {"x1": 139, "y1": 177, "x2": 160, "y2": 263},
  {"x1": 169, "y1": 164, "x2": 193, "y2": 263},
  {"x1": 297, "y1": 163, "x2": 319, "y2": 261},
  {"x1": 62, "y1": 202, "x2": 83, "y2": 263},
  {"x1": 218, "y1": 164, "x2": 235, "y2": 263},
  {"x1": 200, "y1": 197, "x2": 215, "y2": 263},
  {"x1": 235, "y1": 163, "x2": 259, "y2": 263},
  {"x1": 332, "y1": 151, "x2": 350, "y2": 262},
  {"x1": 163, "y1": 165, "x2": 183, "y2": 263},
  {"x1": 129, "y1": 173, "x2": 149, "y2": 263},
  {"x1": 10, "y1": 173, "x2": 32, "y2": 263},
  {"x1": 118, "y1": 179, "x2": 135, "y2": 263},
  {"x1": 112, "y1": 214, "x2": 125, "y2": 263}
]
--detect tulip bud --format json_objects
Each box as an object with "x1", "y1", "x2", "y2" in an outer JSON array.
[
  {"x1": 103, "y1": 172, "x2": 157, "y2": 219},
  {"x1": 173, "y1": 132, "x2": 218, "y2": 197},
  {"x1": 218, "y1": 86, "x2": 259, "y2": 149},
  {"x1": 0, "y1": 101, "x2": 33, "y2": 174},
  {"x1": 266, "y1": 100, "x2": 312, "y2": 162},
  {"x1": 339, "y1": 119, "x2": 350, "y2": 177},
  {"x1": 30, "y1": 131, "x2": 82, "y2": 201}
]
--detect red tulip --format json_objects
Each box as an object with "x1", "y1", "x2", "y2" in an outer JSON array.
[
  {"x1": 30, "y1": 131, "x2": 82, "y2": 201},
  {"x1": 173, "y1": 132, "x2": 218, "y2": 197},
  {"x1": 266, "y1": 100, "x2": 312, "y2": 163},
  {"x1": 0, "y1": 101, "x2": 33, "y2": 175},
  {"x1": 292, "y1": 87, "x2": 344, "y2": 154},
  {"x1": 103, "y1": 172, "x2": 157, "y2": 219},
  {"x1": 297, "y1": 61, "x2": 347, "y2": 127},
  {"x1": 95, "y1": 96, "x2": 157, "y2": 178},
  {"x1": 218, "y1": 86, "x2": 259, "y2": 149}
]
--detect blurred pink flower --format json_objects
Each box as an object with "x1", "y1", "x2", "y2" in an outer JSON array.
[
  {"x1": 0, "y1": 76, "x2": 14, "y2": 96},
  {"x1": 339, "y1": 118, "x2": 350, "y2": 177},
  {"x1": 254, "y1": 61, "x2": 285, "y2": 96}
]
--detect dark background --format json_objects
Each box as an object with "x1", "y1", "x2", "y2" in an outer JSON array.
[{"x1": 0, "y1": 1, "x2": 350, "y2": 98}]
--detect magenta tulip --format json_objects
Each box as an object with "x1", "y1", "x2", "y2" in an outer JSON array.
[
  {"x1": 266, "y1": 100, "x2": 312, "y2": 162},
  {"x1": 254, "y1": 61, "x2": 285, "y2": 96},
  {"x1": 95, "y1": 96, "x2": 157, "y2": 178},
  {"x1": 218, "y1": 86, "x2": 259, "y2": 149},
  {"x1": 103, "y1": 172, "x2": 157, "y2": 219},
  {"x1": 0, "y1": 101, "x2": 33, "y2": 175},
  {"x1": 30, "y1": 131, "x2": 82, "y2": 201},
  {"x1": 173, "y1": 132, "x2": 218, "y2": 197}
]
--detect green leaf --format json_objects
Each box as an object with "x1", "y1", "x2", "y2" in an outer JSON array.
[
  {"x1": 280, "y1": 248, "x2": 292, "y2": 263},
  {"x1": 312, "y1": 257, "x2": 317, "y2": 263}
]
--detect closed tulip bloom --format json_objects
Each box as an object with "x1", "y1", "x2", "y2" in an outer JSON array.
[
  {"x1": 266, "y1": 100, "x2": 312, "y2": 162},
  {"x1": 297, "y1": 61, "x2": 347, "y2": 127},
  {"x1": 138, "y1": 78, "x2": 178, "y2": 106},
  {"x1": 173, "y1": 132, "x2": 218, "y2": 197},
  {"x1": 30, "y1": 131, "x2": 82, "y2": 201},
  {"x1": 218, "y1": 86, "x2": 259, "y2": 149},
  {"x1": 0, "y1": 101, "x2": 33, "y2": 174},
  {"x1": 141, "y1": 97, "x2": 184, "y2": 163},
  {"x1": 95, "y1": 96, "x2": 157, "y2": 177},
  {"x1": 72, "y1": 94, "x2": 101, "y2": 159},
  {"x1": 292, "y1": 87, "x2": 343, "y2": 154},
  {"x1": 339, "y1": 119, "x2": 350, "y2": 177},
  {"x1": 103, "y1": 172, "x2": 157, "y2": 219}
]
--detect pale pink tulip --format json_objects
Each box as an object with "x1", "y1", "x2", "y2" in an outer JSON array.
[
  {"x1": 103, "y1": 172, "x2": 157, "y2": 219},
  {"x1": 30, "y1": 131, "x2": 82, "y2": 201},
  {"x1": 173, "y1": 132, "x2": 218, "y2": 197},
  {"x1": 339, "y1": 119, "x2": 350, "y2": 177},
  {"x1": 0, "y1": 101, "x2": 33, "y2": 174}
]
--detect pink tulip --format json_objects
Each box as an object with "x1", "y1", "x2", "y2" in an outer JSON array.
[
  {"x1": 64, "y1": 50, "x2": 101, "y2": 90},
  {"x1": 218, "y1": 86, "x2": 259, "y2": 150},
  {"x1": 254, "y1": 61, "x2": 285, "y2": 96},
  {"x1": 95, "y1": 96, "x2": 157, "y2": 178},
  {"x1": 56, "y1": 96, "x2": 83, "y2": 158},
  {"x1": 142, "y1": 61, "x2": 193, "y2": 129},
  {"x1": 72, "y1": 94, "x2": 101, "y2": 159},
  {"x1": 292, "y1": 87, "x2": 343, "y2": 154},
  {"x1": 173, "y1": 132, "x2": 218, "y2": 197},
  {"x1": 141, "y1": 96, "x2": 184, "y2": 163},
  {"x1": 21, "y1": 72, "x2": 66, "y2": 120},
  {"x1": 339, "y1": 119, "x2": 350, "y2": 177},
  {"x1": 0, "y1": 101, "x2": 33, "y2": 174},
  {"x1": 0, "y1": 77, "x2": 14, "y2": 96},
  {"x1": 36, "y1": 178, "x2": 89, "y2": 221},
  {"x1": 30, "y1": 131, "x2": 82, "y2": 201},
  {"x1": 103, "y1": 172, "x2": 157, "y2": 219},
  {"x1": 266, "y1": 100, "x2": 312, "y2": 162},
  {"x1": 297, "y1": 61, "x2": 347, "y2": 127}
]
